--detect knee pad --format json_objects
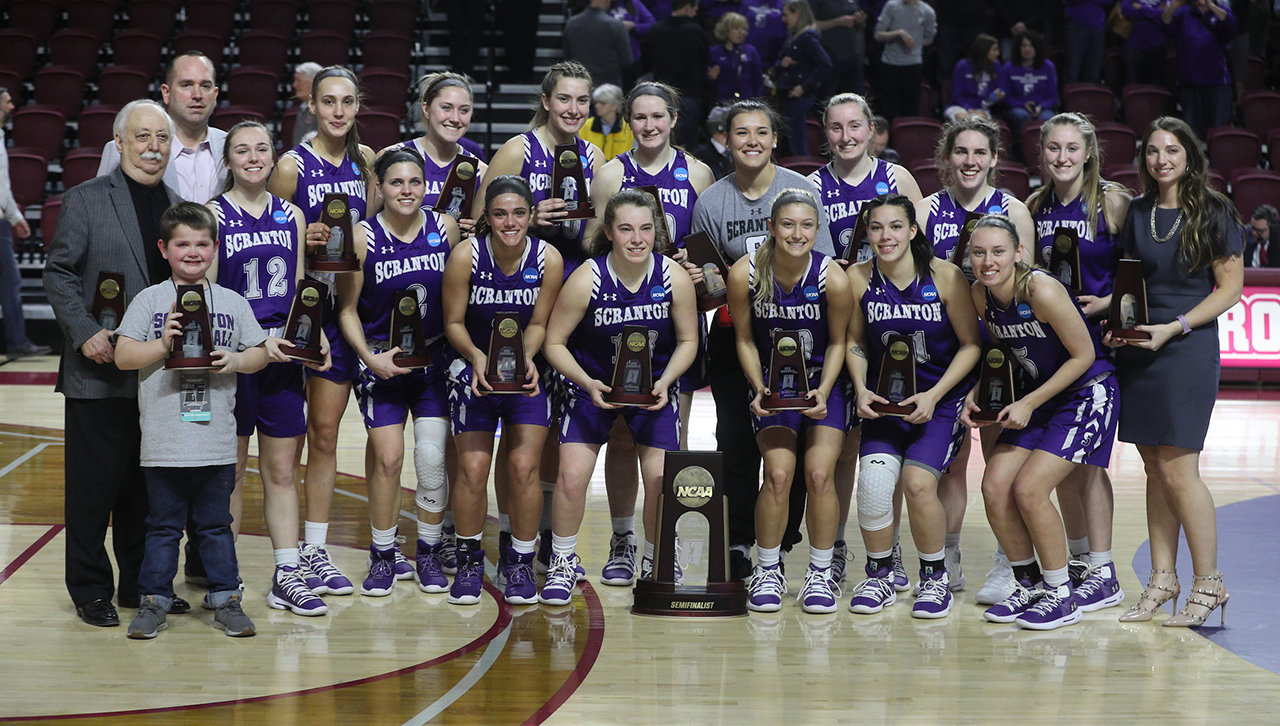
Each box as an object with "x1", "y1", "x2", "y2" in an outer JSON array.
[
  {"x1": 857, "y1": 454, "x2": 902, "y2": 532},
  {"x1": 414, "y1": 417, "x2": 450, "y2": 513}
]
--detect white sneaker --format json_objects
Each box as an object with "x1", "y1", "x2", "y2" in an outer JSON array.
[
  {"x1": 797, "y1": 565, "x2": 840, "y2": 614},
  {"x1": 975, "y1": 550, "x2": 1017, "y2": 605},
  {"x1": 945, "y1": 547, "x2": 966, "y2": 591}
]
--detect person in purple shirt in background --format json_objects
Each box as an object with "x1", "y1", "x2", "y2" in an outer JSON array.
[
  {"x1": 1064, "y1": 0, "x2": 1113, "y2": 84},
  {"x1": 742, "y1": 0, "x2": 789, "y2": 69},
  {"x1": 944, "y1": 34, "x2": 1010, "y2": 123},
  {"x1": 709, "y1": 13, "x2": 766, "y2": 103},
  {"x1": 1120, "y1": 0, "x2": 1169, "y2": 86},
  {"x1": 610, "y1": 0, "x2": 656, "y2": 87},
  {"x1": 775, "y1": 0, "x2": 833, "y2": 157},
  {"x1": 1162, "y1": 0, "x2": 1236, "y2": 139},
  {"x1": 1004, "y1": 30, "x2": 1059, "y2": 131}
]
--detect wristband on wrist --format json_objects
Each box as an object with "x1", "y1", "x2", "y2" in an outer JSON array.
[{"x1": 1177, "y1": 314, "x2": 1191, "y2": 335}]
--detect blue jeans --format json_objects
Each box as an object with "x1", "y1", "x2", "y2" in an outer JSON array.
[
  {"x1": 0, "y1": 221, "x2": 31, "y2": 351},
  {"x1": 1006, "y1": 105, "x2": 1055, "y2": 131},
  {"x1": 138, "y1": 464, "x2": 240, "y2": 598},
  {"x1": 781, "y1": 94, "x2": 817, "y2": 157},
  {"x1": 1064, "y1": 22, "x2": 1105, "y2": 85}
]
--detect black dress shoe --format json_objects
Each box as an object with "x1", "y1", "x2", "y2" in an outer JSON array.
[{"x1": 76, "y1": 598, "x2": 120, "y2": 627}]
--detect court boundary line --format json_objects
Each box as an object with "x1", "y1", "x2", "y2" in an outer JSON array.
[
  {"x1": 524, "y1": 582, "x2": 607, "y2": 726},
  {"x1": 0, "y1": 524, "x2": 62, "y2": 588}
]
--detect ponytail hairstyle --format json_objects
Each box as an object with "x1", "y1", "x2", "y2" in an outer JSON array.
[
  {"x1": 1025, "y1": 112, "x2": 1121, "y2": 242},
  {"x1": 220, "y1": 120, "x2": 274, "y2": 194},
  {"x1": 589, "y1": 188, "x2": 671, "y2": 258},
  {"x1": 624, "y1": 81, "x2": 683, "y2": 134},
  {"x1": 973, "y1": 214, "x2": 1036, "y2": 303},
  {"x1": 934, "y1": 114, "x2": 1002, "y2": 190},
  {"x1": 474, "y1": 174, "x2": 535, "y2": 240},
  {"x1": 752, "y1": 188, "x2": 821, "y2": 307},
  {"x1": 862, "y1": 193, "x2": 933, "y2": 281},
  {"x1": 1137, "y1": 116, "x2": 1238, "y2": 273},
  {"x1": 530, "y1": 61, "x2": 593, "y2": 130},
  {"x1": 821, "y1": 92, "x2": 875, "y2": 156},
  {"x1": 309, "y1": 66, "x2": 371, "y2": 182},
  {"x1": 373, "y1": 146, "x2": 425, "y2": 184},
  {"x1": 417, "y1": 71, "x2": 474, "y2": 133}
]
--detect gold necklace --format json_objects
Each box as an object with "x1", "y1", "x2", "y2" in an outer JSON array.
[{"x1": 1149, "y1": 203, "x2": 1184, "y2": 243}]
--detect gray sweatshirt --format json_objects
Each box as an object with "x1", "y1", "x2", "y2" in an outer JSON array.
[
  {"x1": 875, "y1": 0, "x2": 938, "y2": 67},
  {"x1": 690, "y1": 166, "x2": 834, "y2": 263}
]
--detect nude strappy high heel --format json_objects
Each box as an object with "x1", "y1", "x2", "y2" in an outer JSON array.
[
  {"x1": 1163, "y1": 571, "x2": 1228, "y2": 628},
  {"x1": 1118, "y1": 568, "x2": 1180, "y2": 623}
]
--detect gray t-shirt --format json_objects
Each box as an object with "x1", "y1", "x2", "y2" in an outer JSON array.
[
  {"x1": 116, "y1": 281, "x2": 267, "y2": 468},
  {"x1": 875, "y1": 0, "x2": 938, "y2": 67},
  {"x1": 690, "y1": 166, "x2": 835, "y2": 264}
]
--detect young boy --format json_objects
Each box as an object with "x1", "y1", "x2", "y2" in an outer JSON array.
[{"x1": 116, "y1": 202, "x2": 274, "y2": 639}]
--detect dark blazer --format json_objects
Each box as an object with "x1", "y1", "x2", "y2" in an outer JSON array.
[{"x1": 43, "y1": 166, "x2": 182, "y2": 399}]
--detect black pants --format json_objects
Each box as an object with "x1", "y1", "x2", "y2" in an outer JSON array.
[
  {"x1": 876, "y1": 62, "x2": 923, "y2": 122},
  {"x1": 64, "y1": 397, "x2": 147, "y2": 607},
  {"x1": 444, "y1": 0, "x2": 485, "y2": 75},
  {"x1": 707, "y1": 323, "x2": 806, "y2": 552},
  {"x1": 497, "y1": 0, "x2": 542, "y2": 84}
]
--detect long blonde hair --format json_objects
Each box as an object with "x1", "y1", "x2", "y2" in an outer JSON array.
[
  {"x1": 530, "y1": 61, "x2": 593, "y2": 131},
  {"x1": 752, "y1": 188, "x2": 821, "y2": 308},
  {"x1": 783, "y1": 0, "x2": 817, "y2": 37},
  {"x1": 973, "y1": 214, "x2": 1036, "y2": 303},
  {"x1": 1025, "y1": 112, "x2": 1122, "y2": 241}
]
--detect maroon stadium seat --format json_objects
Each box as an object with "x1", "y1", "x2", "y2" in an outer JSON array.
[
  {"x1": 891, "y1": 117, "x2": 943, "y2": 167},
  {"x1": 173, "y1": 31, "x2": 228, "y2": 68},
  {"x1": 77, "y1": 105, "x2": 122, "y2": 149},
  {"x1": 7, "y1": 1, "x2": 60, "y2": 41},
  {"x1": 97, "y1": 65, "x2": 152, "y2": 107},
  {"x1": 0, "y1": 30, "x2": 41, "y2": 76},
  {"x1": 61, "y1": 148, "x2": 103, "y2": 190},
  {"x1": 237, "y1": 31, "x2": 290, "y2": 74},
  {"x1": 778, "y1": 156, "x2": 826, "y2": 177},
  {"x1": 1063, "y1": 83, "x2": 1115, "y2": 123},
  {"x1": 110, "y1": 30, "x2": 165, "y2": 72},
  {"x1": 7, "y1": 150, "x2": 50, "y2": 207},
  {"x1": 34, "y1": 66, "x2": 89, "y2": 119},
  {"x1": 127, "y1": 0, "x2": 179, "y2": 38},
  {"x1": 909, "y1": 158, "x2": 943, "y2": 197},
  {"x1": 357, "y1": 110, "x2": 404, "y2": 151},
  {"x1": 308, "y1": 1, "x2": 359, "y2": 33},
  {"x1": 65, "y1": 0, "x2": 117, "y2": 42},
  {"x1": 299, "y1": 31, "x2": 352, "y2": 68},
  {"x1": 368, "y1": 0, "x2": 418, "y2": 36},
  {"x1": 1121, "y1": 85, "x2": 1174, "y2": 136},
  {"x1": 211, "y1": 105, "x2": 268, "y2": 130},
  {"x1": 226, "y1": 66, "x2": 282, "y2": 118},
  {"x1": 1095, "y1": 122, "x2": 1137, "y2": 167},
  {"x1": 250, "y1": 0, "x2": 301, "y2": 37},
  {"x1": 361, "y1": 32, "x2": 415, "y2": 69},
  {"x1": 1104, "y1": 166, "x2": 1140, "y2": 196},
  {"x1": 1241, "y1": 91, "x2": 1280, "y2": 143},
  {"x1": 1207, "y1": 127, "x2": 1261, "y2": 177},
  {"x1": 1231, "y1": 170, "x2": 1280, "y2": 220},
  {"x1": 995, "y1": 162, "x2": 1031, "y2": 200},
  {"x1": 184, "y1": 1, "x2": 237, "y2": 41},
  {"x1": 41, "y1": 195, "x2": 63, "y2": 253},
  {"x1": 361, "y1": 69, "x2": 411, "y2": 113},
  {"x1": 12, "y1": 106, "x2": 68, "y2": 160}
]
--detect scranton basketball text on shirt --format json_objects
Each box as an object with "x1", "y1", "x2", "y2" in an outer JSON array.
[
  {"x1": 989, "y1": 319, "x2": 1048, "y2": 340},
  {"x1": 593, "y1": 302, "x2": 669, "y2": 327},
  {"x1": 374, "y1": 253, "x2": 447, "y2": 285},
  {"x1": 470, "y1": 286, "x2": 539, "y2": 307},
  {"x1": 864, "y1": 300, "x2": 944, "y2": 323}
]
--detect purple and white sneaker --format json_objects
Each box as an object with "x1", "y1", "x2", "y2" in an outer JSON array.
[
  {"x1": 268, "y1": 565, "x2": 329, "y2": 616},
  {"x1": 849, "y1": 566, "x2": 897, "y2": 614},
  {"x1": 414, "y1": 540, "x2": 449, "y2": 593},
  {"x1": 1016, "y1": 583, "x2": 1082, "y2": 630},
  {"x1": 360, "y1": 546, "x2": 397, "y2": 597},
  {"x1": 504, "y1": 550, "x2": 538, "y2": 605},
  {"x1": 392, "y1": 542, "x2": 414, "y2": 581},
  {"x1": 1074, "y1": 561, "x2": 1125, "y2": 612},
  {"x1": 299, "y1": 542, "x2": 355, "y2": 595},
  {"x1": 439, "y1": 526, "x2": 460, "y2": 575},
  {"x1": 891, "y1": 543, "x2": 911, "y2": 593},
  {"x1": 797, "y1": 565, "x2": 839, "y2": 614},
  {"x1": 600, "y1": 531, "x2": 638, "y2": 586},
  {"x1": 983, "y1": 578, "x2": 1044, "y2": 623},
  {"x1": 495, "y1": 531, "x2": 513, "y2": 587},
  {"x1": 747, "y1": 563, "x2": 788, "y2": 613},
  {"x1": 448, "y1": 548, "x2": 486, "y2": 605},
  {"x1": 539, "y1": 553, "x2": 579, "y2": 606},
  {"x1": 911, "y1": 568, "x2": 953, "y2": 619}
]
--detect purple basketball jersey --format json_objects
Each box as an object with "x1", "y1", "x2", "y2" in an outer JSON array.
[
  {"x1": 617, "y1": 149, "x2": 699, "y2": 249},
  {"x1": 1033, "y1": 191, "x2": 1120, "y2": 298},
  {"x1": 925, "y1": 187, "x2": 1011, "y2": 275},
  {"x1": 403, "y1": 138, "x2": 481, "y2": 212},
  {"x1": 808, "y1": 159, "x2": 899, "y2": 262},
  {"x1": 358, "y1": 211, "x2": 453, "y2": 356},
  {"x1": 576, "y1": 252, "x2": 676, "y2": 382},
  {"x1": 284, "y1": 142, "x2": 368, "y2": 225},
  {"x1": 749, "y1": 250, "x2": 834, "y2": 382},
  {"x1": 520, "y1": 131, "x2": 594, "y2": 272},
  {"x1": 860, "y1": 259, "x2": 974, "y2": 399},
  {"x1": 211, "y1": 194, "x2": 299, "y2": 329},
  {"x1": 464, "y1": 234, "x2": 547, "y2": 347},
  {"x1": 983, "y1": 271, "x2": 1114, "y2": 396}
]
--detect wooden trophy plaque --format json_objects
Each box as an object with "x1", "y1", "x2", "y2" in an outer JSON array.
[
  {"x1": 603, "y1": 326, "x2": 657, "y2": 406},
  {"x1": 433, "y1": 155, "x2": 478, "y2": 221},
  {"x1": 632, "y1": 451, "x2": 748, "y2": 618},
  {"x1": 92, "y1": 271, "x2": 125, "y2": 332},
  {"x1": 279, "y1": 279, "x2": 325, "y2": 364},
  {"x1": 972, "y1": 340, "x2": 1016, "y2": 423},
  {"x1": 950, "y1": 210, "x2": 985, "y2": 279},
  {"x1": 551, "y1": 144, "x2": 595, "y2": 221},
  {"x1": 309, "y1": 193, "x2": 359, "y2": 272},
  {"x1": 682, "y1": 231, "x2": 730, "y2": 312},
  {"x1": 389, "y1": 290, "x2": 431, "y2": 368},
  {"x1": 166, "y1": 285, "x2": 217, "y2": 370},
  {"x1": 840, "y1": 206, "x2": 870, "y2": 264},
  {"x1": 870, "y1": 333, "x2": 917, "y2": 416},
  {"x1": 485, "y1": 312, "x2": 527, "y2": 394},
  {"x1": 762, "y1": 329, "x2": 811, "y2": 410},
  {"x1": 1048, "y1": 227, "x2": 1081, "y2": 294},
  {"x1": 1107, "y1": 259, "x2": 1151, "y2": 340}
]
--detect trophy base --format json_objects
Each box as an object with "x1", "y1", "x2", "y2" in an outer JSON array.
[
  {"x1": 631, "y1": 579, "x2": 748, "y2": 618},
  {"x1": 165, "y1": 355, "x2": 219, "y2": 370},
  {"x1": 557, "y1": 203, "x2": 596, "y2": 221},
  {"x1": 970, "y1": 409, "x2": 1005, "y2": 423},
  {"x1": 697, "y1": 292, "x2": 727, "y2": 312},
  {"x1": 604, "y1": 391, "x2": 659, "y2": 407},
  {"x1": 280, "y1": 344, "x2": 325, "y2": 364},
  {"x1": 870, "y1": 401, "x2": 917, "y2": 417},
  {"x1": 485, "y1": 380, "x2": 527, "y2": 394},
  {"x1": 392, "y1": 353, "x2": 432, "y2": 369},
  {"x1": 762, "y1": 395, "x2": 811, "y2": 411},
  {"x1": 1109, "y1": 327, "x2": 1152, "y2": 340},
  {"x1": 308, "y1": 258, "x2": 360, "y2": 272}
]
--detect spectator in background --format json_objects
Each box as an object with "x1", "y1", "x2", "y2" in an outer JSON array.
[
  {"x1": 1246, "y1": 205, "x2": 1279, "y2": 268},
  {"x1": 0, "y1": 87, "x2": 50, "y2": 357},
  {"x1": 563, "y1": 0, "x2": 634, "y2": 89},
  {"x1": 870, "y1": 114, "x2": 901, "y2": 164},
  {"x1": 944, "y1": 33, "x2": 1009, "y2": 123},
  {"x1": 499, "y1": 0, "x2": 544, "y2": 84},
  {"x1": 649, "y1": 0, "x2": 709, "y2": 148},
  {"x1": 873, "y1": 0, "x2": 937, "y2": 122},
  {"x1": 1163, "y1": 0, "x2": 1236, "y2": 139},
  {"x1": 775, "y1": 0, "x2": 832, "y2": 157},
  {"x1": 811, "y1": 0, "x2": 867, "y2": 97},
  {"x1": 709, "y1": 12, "x2": 765, "y2": 103},
  {"x1": 1064, "y1": 0, "x2": 1112, "y2": 84},
  {"x1": 1004, "y1": 30, "x2": 1058, "y2": 130},
  {"x1": 610, "y1": 0, "x2": 656, "y2": 87},
  {"x1": 934, "y1": 0, "x2": 988, "y2": 94},
  {"x1": 1120, "y1": 0, "x2": 1168, "y2": 86},
  {"x1": 742, "y1": 0, "x2": 789, "y2": 69},
  {"x1": 693, "y1": 104, "x2": 734, "y2": 179},
  {"x1": 1225, "y1": 0, "x2": 1254, "y2": 104},
  {"x1": 994, "y1": 0, "x2": 1061, "y2": 51},
  {"x1": 291, "y1": 62, "x2": 322, "y2": 146},
  {"x1": 580, "y1": 84, "x2": 635, "y2": 160}
]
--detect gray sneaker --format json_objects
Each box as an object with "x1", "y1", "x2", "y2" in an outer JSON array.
[
  {"x1": 127, "y1": 595, "x2": 168, "y2": 639},
  {"x1": 213, "y1": 593, "x2": 256, "y2": 637}
]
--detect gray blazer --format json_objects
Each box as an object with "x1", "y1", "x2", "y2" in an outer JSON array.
[
  {"x1": 96, "y1": 126, "x2": 228, "y2": 203},
  {"x1": 43, "y1": 167, "x2": 182, "y2": 399}
]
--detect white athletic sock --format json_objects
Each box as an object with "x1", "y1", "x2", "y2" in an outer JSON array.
[
  {"x1": 511, "y1": 536, "x2": 536, "y2": 555},
  {"x1": 611, "y1": 516, "x2": 635, "y2": 535},
  {"x1": 304, "y1": 521, "x2": 328, "y2": 547},
  {"x1": 274, "y1": 548, "x2": 299, "y2": 568},
  {"x1": 442, "y1": 510, "x2": 455, "y2": 529},
  {"x1": 643, "y1": 540, "x2": 655, "y2": 559},
  {"x1": 1010, "y1": 556, "x2": 1037, "y2": 567},
  {"x1": 867, "y1": 548, "x2": 893, "y2": 561},
  {"x1": 499, "y1": 513, "x2": 511, "y2": 533},
  {"x1": 758, "y1": 545, "x2": 781, "y2": 568},
  {"x1": 551, "y1": 533, "x2": 577, "y2": 559},
  {"x1": 809, "y1": 546, "x2": 833, "y2": 570},
  {"x1": 1089, "y1": 550, "x2": 1113, "y2": 568},
  {"x1": 944, "y1": 532, "x2": 961, "y2": 552},
  {"x1": 371, "y1": 525, "x2": 397, "y2": 550},
  {"x1": 835, "y1": 523, "x2": 847, "y2": 543},
  {"x1": 418, "y1": 520, "x2": 443, "y2": 545},
  {"x1": 1068, "y1": 536, "x2": 1090, "y2": 559},
  {"x1": 1043, "y1": 565, "x2": 1070, "y2": 588}
]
